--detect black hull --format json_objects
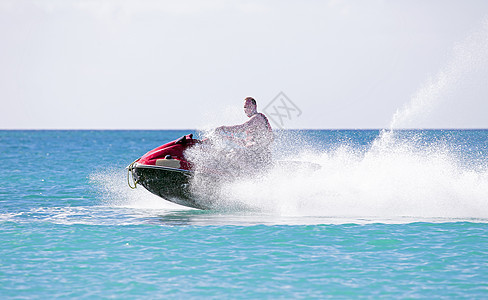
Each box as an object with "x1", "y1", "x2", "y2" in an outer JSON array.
[{"x1": 132, "y1": 164, "x2": 211, "y2": 210}]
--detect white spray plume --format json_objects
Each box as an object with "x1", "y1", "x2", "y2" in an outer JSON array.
[{"x1": 390, "y1": 19, "x2": 488, "y2": 129}]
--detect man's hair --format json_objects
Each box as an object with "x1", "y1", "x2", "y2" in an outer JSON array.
[{"x1": 245, "y1": 97, "x2": 256, "y2": 106}]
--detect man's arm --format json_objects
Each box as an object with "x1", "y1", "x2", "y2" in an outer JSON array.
[{"x1": 217, "y1": 116, "x2": 258, "y2": 134}]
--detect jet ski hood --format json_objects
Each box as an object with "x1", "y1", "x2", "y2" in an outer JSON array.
[{"x1": 136, "y1": 134, "x2": 198, "y2": 170}]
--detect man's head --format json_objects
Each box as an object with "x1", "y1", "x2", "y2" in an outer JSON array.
[{"x1": 244, "y1": 97, "x2": 257, "y2": 117}]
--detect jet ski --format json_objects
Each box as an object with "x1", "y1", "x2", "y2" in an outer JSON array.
[
  {"x1": 127, "y1": 134, "x2": 210, "y2": 209},
  {"x1": 127, "y1": 133, "x2": 321, "y2": 210}
]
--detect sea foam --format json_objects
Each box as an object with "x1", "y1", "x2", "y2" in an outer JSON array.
[{"x1": 214, "y1": 130, "x2": 488, "y2": 220}]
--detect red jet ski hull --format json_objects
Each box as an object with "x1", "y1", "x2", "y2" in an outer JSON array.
[{"x1": 128, "y1": 134, "x2": 213, "y2": 209}]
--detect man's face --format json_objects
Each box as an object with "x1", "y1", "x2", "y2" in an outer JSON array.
[{"x1": 244, "y1": 100, "x2": 256, "y2": 117}]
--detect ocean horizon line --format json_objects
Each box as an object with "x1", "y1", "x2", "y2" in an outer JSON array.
[{"x1": 1, "y1": 128, "x2": 488, "y2": 131}]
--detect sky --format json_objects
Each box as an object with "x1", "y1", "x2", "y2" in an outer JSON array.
[{"x1": 1, "y1": 0, "x2": 488, "y2": 129}]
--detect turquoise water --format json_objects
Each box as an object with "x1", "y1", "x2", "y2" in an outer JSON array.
[{"x1": 2, "y1": 130, "x2": 488, "y2": 298}]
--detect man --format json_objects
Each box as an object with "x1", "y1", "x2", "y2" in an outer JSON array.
[{"x1": 216, "y1": 97, "x2": 274, "y2": 166}]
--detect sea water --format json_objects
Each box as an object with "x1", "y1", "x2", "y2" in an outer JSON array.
[{"x1": 1, "y1": 129, "x2": 488, "y2": 298}]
